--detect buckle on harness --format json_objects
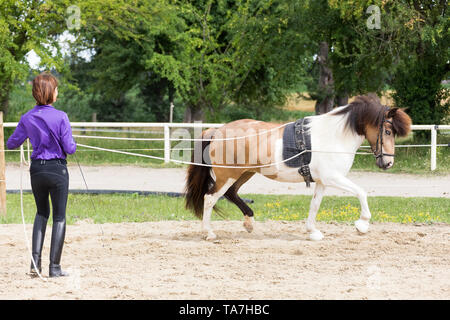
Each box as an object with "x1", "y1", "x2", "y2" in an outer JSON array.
[{"x1": 298, "y1": 165, "x2": 313, "y2": 188}]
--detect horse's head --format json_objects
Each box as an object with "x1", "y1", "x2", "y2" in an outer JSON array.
[
  {"x1": 335, "y1": 95, "x2": 412, "y2": 170},
  {"x1": 365, "y1": 106, "x2": 412, "y2": 170}
]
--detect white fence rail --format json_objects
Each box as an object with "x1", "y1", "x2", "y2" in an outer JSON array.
[{"x1": 3, "y1": 122, "x2": 450, "y2": 171}]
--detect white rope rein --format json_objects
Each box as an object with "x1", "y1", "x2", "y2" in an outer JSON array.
[
  {"x1": 6, "y1": 143, "x2": 448, "y2": 153},
  {"x1": 10, "y1": 119, "x2": 445, "y2": 285},
  {"x1": 72, "y1": 119, "x2": 376, "y2": 167},
  {"x1": 77, "y1": 143, "x2": 309, "y2": 168},
  {"x1": 73, "y1": 122, "x2": 293, "y2": 142},
  {"x1": 73, "y1": 135, "x2": 163, "y2": 141},
  {"x1": 77, "y1": 142, "x2": 374, "y2": 169}
]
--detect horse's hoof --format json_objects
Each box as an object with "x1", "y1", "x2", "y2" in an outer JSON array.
[
  {"x1": 205, "y1": 232, "x2": 217, "y2": 241},
  {"x1": 355, "y1": 219, "x2": 369, "y2": 234},
  {"x1": 243, "y1": 221, "x2": 253, "y2": 233},
  {"x1": 309, "y1": 230, "x2": 324, "y2": 241}
]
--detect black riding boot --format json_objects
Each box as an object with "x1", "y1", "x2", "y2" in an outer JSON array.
[
  {"x1": 30, "y1": 214, "x2": 48, "y2": 276},
  {"x1": 49, "y1": 220, "x2": 69, "y2": 277}
]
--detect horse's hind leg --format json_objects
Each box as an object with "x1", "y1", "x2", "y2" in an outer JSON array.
[
  {"x1": 306, "y1": 182, "x2": 326, "y2": 241},
  {"x1": 223, "y1": 172, "x2": 256, "y2": 233},
  {"x1": 203, "y1": 176, "x2": 236, "y2": 240},
  {"x1": 224, "y1": 190, "x2": 255, "y2": 233}
]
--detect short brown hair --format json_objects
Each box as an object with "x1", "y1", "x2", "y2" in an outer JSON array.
[{"x1": 32, "y1": 72, "x2": 58, "y2": 105}]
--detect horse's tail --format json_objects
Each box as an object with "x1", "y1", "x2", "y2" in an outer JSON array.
[{"x1": 185, "y1": 128, "x2": 216, "y2": 219}]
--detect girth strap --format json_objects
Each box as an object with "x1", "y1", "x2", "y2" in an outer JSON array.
[{"x1": 293, "y1": 118, "x2": 314, "y2": 187}]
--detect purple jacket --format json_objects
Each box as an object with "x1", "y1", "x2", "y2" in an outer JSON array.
[{"x1": 7, "y1": 105, "x2": 77, "y2": 160}]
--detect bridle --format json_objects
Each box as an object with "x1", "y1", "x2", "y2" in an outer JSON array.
[{"x1": 373, "y1": 106, "x2": 395, "y2": 160}]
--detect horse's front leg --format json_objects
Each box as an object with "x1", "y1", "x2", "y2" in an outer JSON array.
[
  {"x1": 306, "y1": 182, "x2": 326, "y2": 241},
  {"x1": 323, "y1": 174, "x2": 371, "y2": 234}
]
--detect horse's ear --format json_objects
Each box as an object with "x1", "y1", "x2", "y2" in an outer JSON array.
[{"x1": 387, "y1": 107, "x2": 399, "y2": 118}]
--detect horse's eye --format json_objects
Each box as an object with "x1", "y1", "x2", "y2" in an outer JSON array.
[{"x1": 385, "y1": 130, "x2": 391, "y2": 135}]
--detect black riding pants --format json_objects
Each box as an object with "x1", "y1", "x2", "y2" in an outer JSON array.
[{"x1": 30, "y1": 159, "x2": 69, "y2": 222}]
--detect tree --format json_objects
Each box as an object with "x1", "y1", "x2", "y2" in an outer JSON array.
[
  {"x1": 298, "y1": 0, "x2": 413, "y2": 114},
  {"x1": 0, "y1": 0, "x2": 163, "y2": 119},
  {"x1": 330, "y1": 0, "x2": 449, "y2": 131},
  {"x1": 0, "y1": 0, "x2": 68, "y2": 116},
  {"x1": 390, "y1": 0, "x2": 449, "y2": 133},
  {"x1": 144, "y1": 0, "x2": 311, "y2": 121},
  {"x1": 66, "y1": 0, "x2": 311, "y2": 122},
  {"x1": 62, "y1": 0, "x2": 180, "y2": 121},
  {"x1": 291, "y1": 0, "x2": 342, "y2": 114}
]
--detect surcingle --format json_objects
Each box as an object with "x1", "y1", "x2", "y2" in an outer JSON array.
[{"x1": 282, "y1": 118, "x2": 314, "y2": 187}]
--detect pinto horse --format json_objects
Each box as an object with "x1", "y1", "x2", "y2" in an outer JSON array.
[{"x1": 185, "y1": 95, "x2": 412, "y2": 241}]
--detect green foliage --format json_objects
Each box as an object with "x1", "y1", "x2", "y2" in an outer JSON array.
[
  {"x1": 207, "y1": 103, "x2": 313, "y2": 123},
  {"x1": 62, "y1": 0, "x2": 311, "y2": 122},
  {"x1": 392, "y1": 56, "x2": 449, "y2": 126},
  {"x1": 54, "y1": 82, "x2": 95, "y2": 122},
  {"x1": 390, "y1": 1, "x2": 449, "y2": 134},
  {"x1": 5, "y1": 83, "x2": 35, "y2": 121},
  {"x1": 1, "y1": 0, "x2": 448, "y2": 126},
  {"x1": 60, "y1": 1, "x2": 183, "y2": 121},
  {"x1": 331, "y1": 0, "x2": 449, "y2": 128},
  {"x1": 0, "y1": 0, "x2": 70, "y2": 114},
  {"x1": 0, "y1": 0, "x2": 162, "y2": 116}
]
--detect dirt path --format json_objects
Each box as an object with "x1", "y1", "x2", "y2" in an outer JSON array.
[
  {"x1": 0, "y1": 221, "x2": 448, "y2": 300},
  {"x1": 5, "y1": 165, "x2": 450, "y2": 198}
]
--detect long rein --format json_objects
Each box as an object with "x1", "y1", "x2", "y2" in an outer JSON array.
[{"x1": 75, "y1": 119, "x2": 375, "y2": 169}]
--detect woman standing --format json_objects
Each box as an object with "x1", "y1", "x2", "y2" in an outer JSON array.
[{"x1": 7, "y1": 72, "x2": 77, "y2": 278}]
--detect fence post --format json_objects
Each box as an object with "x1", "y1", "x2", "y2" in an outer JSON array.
[
  {"x1": 169, "y1": 102, "x2": 174, "y2": 123},
  {"x1": 430, "y1": 125, "x2": 437, "y2": 171},
  {"x1": 0, "y1": 112, "x2": 6, "y2": 215},
  {"x1": 164, "y1": 124, "x2": 170, "y2": 163}
]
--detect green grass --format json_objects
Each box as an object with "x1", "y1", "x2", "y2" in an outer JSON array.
[{"x1": 1, "y1": 193, "x2": 448, "y2": 225}]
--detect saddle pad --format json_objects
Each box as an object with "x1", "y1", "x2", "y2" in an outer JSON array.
[{"x1": 282, "y1": 118, "x2": 312, "y2": 168}]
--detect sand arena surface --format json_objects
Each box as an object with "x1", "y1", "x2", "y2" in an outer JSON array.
[{"x1": 0, "y1": 220, "x2": 449, "y2": 300}]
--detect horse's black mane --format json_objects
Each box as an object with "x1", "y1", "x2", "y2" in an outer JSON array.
[{"x1": 333, "y1": 95, "x2": 386, "y2": 136}]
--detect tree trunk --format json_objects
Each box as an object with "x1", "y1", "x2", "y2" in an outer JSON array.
[
  {"x1": 315, "y1": 41, "x2": 335, "y2": 115},
  {"x1": 183, "y1": 105, "x2": 204, "y2": 123},
  {"x1": 0, "y1": 95, "x2": 9, "y2": 118},
  {"x1": 336, "y1": 94, "x2": 349, "y2": 106},
  {"x1": 0, "y1": 80, "x2": 11, "y2": 117}
]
